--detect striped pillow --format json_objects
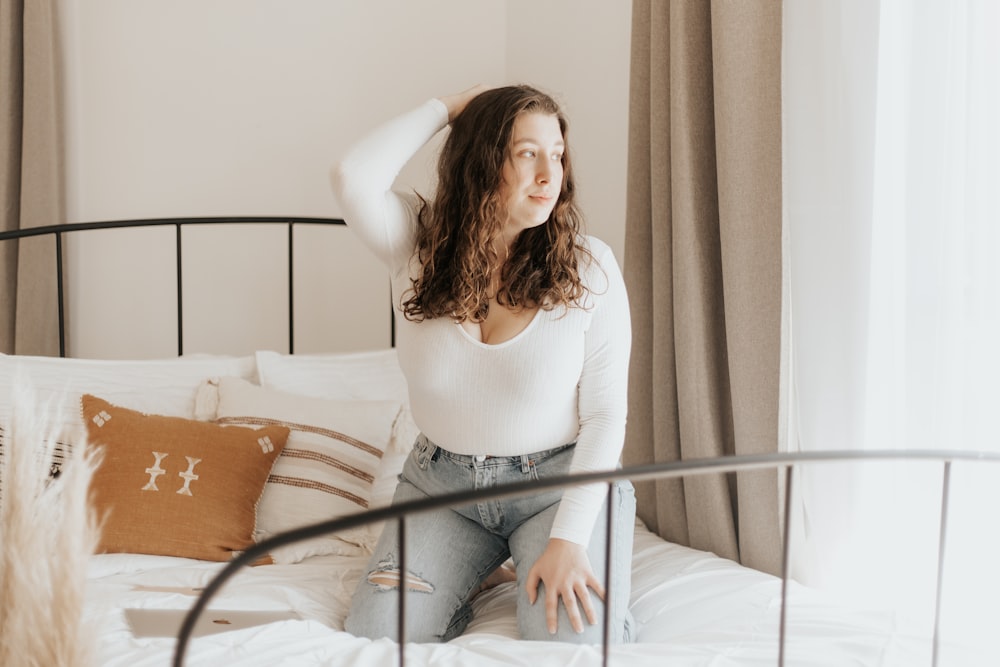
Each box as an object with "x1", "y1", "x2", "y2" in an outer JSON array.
[{"x1": 213, "y1": 376, "x2": 399, "y2": 563}]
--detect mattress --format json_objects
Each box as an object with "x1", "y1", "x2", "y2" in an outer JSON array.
[{"x1": 83, "y1": 520, "x2": 984, "y2": 667}]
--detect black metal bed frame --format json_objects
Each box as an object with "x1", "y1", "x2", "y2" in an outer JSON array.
[
  {"x1": 2, "y1": 220, "x2": 995, "y2": 667},
  {"x1": 0, "y1": 216, "x2": 399, "y2": 356},
  {"x1": 170, "y1": 449, "x2": 999, "y2": 667}
]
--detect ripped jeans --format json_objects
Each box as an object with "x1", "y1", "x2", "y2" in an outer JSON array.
[{"x1": 344, "y1": 434, "x2": 636, "y2": 644}]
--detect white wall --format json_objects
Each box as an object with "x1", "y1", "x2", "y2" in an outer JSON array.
[
  {"x1": 59, "y1": 0, "x2": 631, "y2": 358},
  {"x1": 505, "y1": 0, "x2": 632, "y2": 259}
]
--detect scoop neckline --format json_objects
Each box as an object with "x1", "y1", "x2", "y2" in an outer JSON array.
[{"x1": 453, "y1": 308, "x2": 543, "y2": 349}]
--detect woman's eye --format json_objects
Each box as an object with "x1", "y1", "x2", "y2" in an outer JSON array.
[{"x1": 516, "y1": 149, "x2": 561, "y2": 160}]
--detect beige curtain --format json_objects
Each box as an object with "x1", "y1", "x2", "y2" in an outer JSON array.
[
  {"x1": 624, "y1": 0, "x2": 784, "y2": 575},
  {"x1": 1, "y1": 0, "x2": 65, "y2": 356}
]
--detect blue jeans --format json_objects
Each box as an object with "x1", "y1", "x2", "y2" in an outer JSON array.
[{"x1": 344, "y1": 434, "x2": 636, "y2": 643}]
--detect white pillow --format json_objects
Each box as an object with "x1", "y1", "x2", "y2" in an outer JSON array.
[
  {"x1": 254, "y1": 348, "x2": 407, "y2": 401},
  {"x1": 212, "y1": 376, "x2": 400, "y2": 563},
  {"x1": 371, "y1": 450, "x2": 410, "y2": 509},
  {"x1": 0, "y1": 353, "x2": 256, "y2": 432},
  {"x1": 253, "y1": 348, "x2": 418, "y2": 545},
  {"x1": 255, "y1": 348, "x2": 419, "y2": 454}
]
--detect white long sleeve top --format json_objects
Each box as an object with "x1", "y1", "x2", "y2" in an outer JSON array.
[{"x1": 330, "y1": 98, "x2": 631, "y2": 545}]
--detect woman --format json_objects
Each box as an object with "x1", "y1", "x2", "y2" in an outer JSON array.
[{"x1": 331, "y1": 84, "x2": 635, "y2": 644}]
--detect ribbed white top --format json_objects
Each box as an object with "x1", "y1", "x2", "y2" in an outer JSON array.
[{"x1": 330, "y1": 99, "x2": 631, "y2": 544}]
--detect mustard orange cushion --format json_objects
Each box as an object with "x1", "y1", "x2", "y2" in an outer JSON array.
[{"x1": 82, "y1": 394, "x2": 288, "y2": 561}]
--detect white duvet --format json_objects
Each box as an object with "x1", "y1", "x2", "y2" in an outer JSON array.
[{"x1": 83, "y1": 520, "x2": 987, "y2": 667}]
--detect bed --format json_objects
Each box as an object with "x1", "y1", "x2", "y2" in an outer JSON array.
[{"x1": 0, "y1": 218, "x2": 995, "y2": 667}]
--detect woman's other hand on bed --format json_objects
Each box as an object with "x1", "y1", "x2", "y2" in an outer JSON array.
[{"x1": 525, "y1": 538, "x2": 603, "y2": 635}]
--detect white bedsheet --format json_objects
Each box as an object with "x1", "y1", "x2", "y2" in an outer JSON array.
[{"x1": 84, "y1": 522, "x2": 987, "y2": 666}]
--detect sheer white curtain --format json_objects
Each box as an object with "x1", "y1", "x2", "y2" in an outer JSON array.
[{"x1": 784, "y1": 0, "x2": 999, "y2": 658}]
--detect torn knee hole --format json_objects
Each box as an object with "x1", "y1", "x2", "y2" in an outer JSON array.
[{"x1": 366, "y1": 568, "x2": 435, "y2": 593}]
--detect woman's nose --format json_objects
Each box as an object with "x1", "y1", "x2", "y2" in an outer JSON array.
[{"x1": 536, "y1": 162, "x2": 552, "y2": 184}]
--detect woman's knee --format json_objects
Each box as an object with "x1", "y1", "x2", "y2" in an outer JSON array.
[
  {"x1": 345, "y1": 602, "x2": 469, "y2": 644},
  {"x1": 345, "y1": 559, "x2": 469, "y2": 643}
]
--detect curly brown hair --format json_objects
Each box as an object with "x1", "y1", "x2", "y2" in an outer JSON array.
[{"x1": 401, "y1": 85, "x2": 592, "y2": 323}]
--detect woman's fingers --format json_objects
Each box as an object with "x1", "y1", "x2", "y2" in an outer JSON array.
[
  {"x1": 528, "y1": 539, "x2": 606, "y2": 634},
  {"x1": 439, "y1": 84, "x2": 493, "y2": 122},
  {"x1": 547, "y1": 581, "x2": 601, "y2": 634},
  {"x1": 525, "y1": 566, "x2": 540, "y2": 605},
  {"x1": 545, "y1": 583, "x2": 562, "y2": 633}
]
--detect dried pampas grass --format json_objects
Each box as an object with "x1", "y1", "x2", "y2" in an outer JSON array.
[{"x1": 0, "y1": 382, "x2": 102, "y2": 667}]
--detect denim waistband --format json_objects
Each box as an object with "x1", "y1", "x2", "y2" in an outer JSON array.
[{"x1": 417, "y1": 434, "x2": 574, "y2": 467}]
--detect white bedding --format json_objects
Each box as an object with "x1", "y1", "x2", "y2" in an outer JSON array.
[
  {"x1": 2, "y1": 349, "x2": 989, "y2": 665},
  {"x1": 84, "y1": 520, "x2": 980, "y2": 667}
]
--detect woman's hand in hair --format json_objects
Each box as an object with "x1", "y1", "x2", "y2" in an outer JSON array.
[
  {"x1": 525, "y1": 538, "x2": 604, "y2": 635},
  {"x1": 438, "y1": 84, "x2": 493, "y2": 123}
]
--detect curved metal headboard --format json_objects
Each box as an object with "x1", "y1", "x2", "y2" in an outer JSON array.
[{"x1": 0, "y1": 216, "x2": 392, "y2": 356}]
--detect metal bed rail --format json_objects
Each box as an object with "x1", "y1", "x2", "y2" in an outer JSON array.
[
  {"x1": 171, "y1": 449, "x2": 1000, "y2": 667},
  {"x1": 0, "y1": 217, "x2": 399, "y2": 356}
]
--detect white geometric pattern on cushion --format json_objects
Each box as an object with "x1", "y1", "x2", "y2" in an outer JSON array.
[{"x1": 212, "y1": 376, "x2": 400, "y2": 563}]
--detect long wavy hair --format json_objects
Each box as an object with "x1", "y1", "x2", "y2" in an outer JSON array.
[{"x1": 401, "y1": 85, "x2": 592, "y2": 323}]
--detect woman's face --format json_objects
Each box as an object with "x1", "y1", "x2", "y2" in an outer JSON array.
[{"x1": 498, "y1": 112, "x2": 564, "y2": 244}]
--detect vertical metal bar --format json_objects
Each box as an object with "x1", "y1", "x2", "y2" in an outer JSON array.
[
  {"x1": 398, "y1": 517, "x2": 406, "y2": 667},
  {"x1": 175, "y1": 224, "x2": 184, "y2": 356},
  {"x1": 602, "y1": 482, "x2": 614, "y2": 666},
  {"x1": 932, "y1": 461, "x2": 952, "y2": 667},
  {"x1": 778, "y1": 465, "x2": 795, "y2": 667},
  {"x1": 390, "y1": 278, "x2": 396, "y2": 348},
  {"x1": 55, "y1": 232, "x2": 66, "y2": 357},
  {"x1": 288, "y1": 222, "x2": 295, "y2": 355}
]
